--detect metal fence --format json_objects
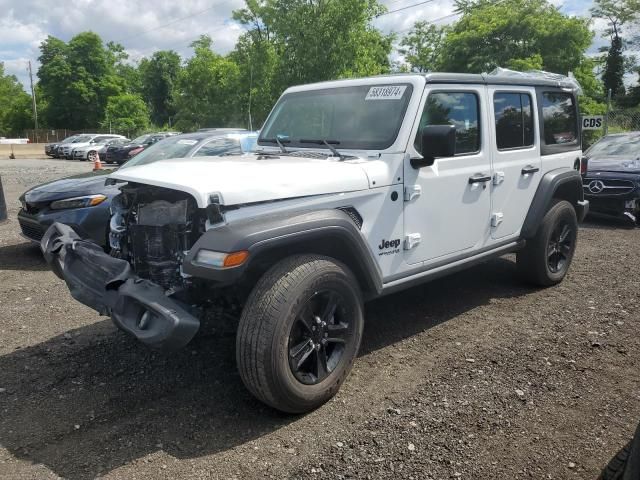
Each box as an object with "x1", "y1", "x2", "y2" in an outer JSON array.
[
  {"x1": 582, "y1": 109, "x2": 640, "y2": 149},
  {"x1": 22, "y1": 128, "x2": 129, "y2": 143},
  {"x1": 606, "y1": 110, "x2": 640, "y2": 134}
]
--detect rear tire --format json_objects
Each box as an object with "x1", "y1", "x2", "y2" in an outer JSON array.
[
  {"x1": 517, "y1": 200, "x2": 578, "y2": 286},
  {"x1": 599, "y1": 423, "x2": 640, "y2": 480},
  {"x1": 236, "y1": 254, "x2": 364, "y2": 413}
]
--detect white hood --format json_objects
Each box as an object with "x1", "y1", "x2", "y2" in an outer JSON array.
[{"x1": 110, "y1": 154, "x2": 372, "y2": 207}]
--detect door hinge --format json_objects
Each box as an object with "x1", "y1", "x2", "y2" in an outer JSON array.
[
  {"x1": 404, "y1": 185, "x2": 422, "y2": 202},
  {"x1": 493, "y1": 171, "x2": 505, "y2": 185},
  {"x1": 491, "y1": 212, "x2": 504, "y2": 227},
  {"x1": 404, "y1": 233, "x2": 422, "y2": 250}
]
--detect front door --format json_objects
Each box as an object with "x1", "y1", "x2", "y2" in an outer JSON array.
[{"x1": 403, "y1": 87, "x2": 492, "y2": 265}]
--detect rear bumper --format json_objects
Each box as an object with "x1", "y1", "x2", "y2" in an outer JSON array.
[{"x1": 41, "y1": 223, "x2": 200, "y2": 351}]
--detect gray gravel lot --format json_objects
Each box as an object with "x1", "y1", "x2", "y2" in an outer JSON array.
[{"x1": 0, "y1": 158, "x2": 639, "y2": 479}]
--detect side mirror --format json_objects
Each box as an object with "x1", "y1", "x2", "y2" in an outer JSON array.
[{"x1": 411, "y1": 125, "x2": 456, "y2": 169}]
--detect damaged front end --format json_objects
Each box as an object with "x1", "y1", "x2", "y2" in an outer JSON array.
[{"x1": 41, "y1": 183, "x2": 207, "y2": 351}]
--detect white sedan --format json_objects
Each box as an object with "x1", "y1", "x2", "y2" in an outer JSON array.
[{"x1": 71, "y1": 137, "x2": 129, "y2": 162}]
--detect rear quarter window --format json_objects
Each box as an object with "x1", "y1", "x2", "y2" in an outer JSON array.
[{"x1": 542, "y1": 92, "x2": 577, "y2": 146}]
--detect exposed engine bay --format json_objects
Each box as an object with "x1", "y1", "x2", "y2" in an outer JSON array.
[{"x1": 109, "y1": 183, "x2": 206, "y2": 294}]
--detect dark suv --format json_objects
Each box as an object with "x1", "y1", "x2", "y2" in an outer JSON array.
[{"x1": 582, "y1": 132, "x2": 640, "y2": 225}]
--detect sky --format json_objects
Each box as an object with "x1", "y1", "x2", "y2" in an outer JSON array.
[{"x1": 0, "y1": 0, "x2": 600, "y2": 93}]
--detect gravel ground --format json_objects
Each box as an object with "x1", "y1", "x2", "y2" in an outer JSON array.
[{"x1": 0, "y1": 159, "x2": 639, "y2": 480}]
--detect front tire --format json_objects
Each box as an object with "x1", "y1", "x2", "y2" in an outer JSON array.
[
  {"x1": 517, "y1": 200, "x2": 578, "y2": 286},
  {"x1": 237, "y1": 255, "x2": 364, "y2": 413},
  {"x1": 87, "y1": 150, "x2": 98, "y2": 162}
]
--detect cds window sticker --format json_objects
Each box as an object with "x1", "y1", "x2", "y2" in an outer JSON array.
[{"x1": 366, "y1": 85, "x2": 407, "y2": 101}]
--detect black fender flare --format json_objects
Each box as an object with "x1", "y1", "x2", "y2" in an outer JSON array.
[
  {"x1": 182, "y1": 209, "x2": 384, "y2": 295},
  {"x1": 521, "y1": 167, "x2": 588, "y2": 239}
]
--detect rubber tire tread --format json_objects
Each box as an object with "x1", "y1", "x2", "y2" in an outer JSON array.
[
  {"x1": 236, "y1": 254, "x2": 362, "y2": 413},
  {"x1": 599, "y1": 423, "x2": 640, "y2": 480},
  {"x1": 517, "y1": 199, "x2": 577, "y2": 287}
]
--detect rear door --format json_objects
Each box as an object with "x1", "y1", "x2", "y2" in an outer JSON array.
[{"x1": 488, "y1": 87, "x2": 541, "y2": 239}]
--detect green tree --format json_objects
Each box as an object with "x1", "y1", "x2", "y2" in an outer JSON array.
[
  {"x1": 232, "y1": 0, "x2": 393, "y2": 124},
  {"x1": 399, "y1": 22, "x2": 448, "y2": 72},
  {"x1": 107, "y1": 41, "x2": 142, "y2": 94},
  {"x1": 139, "y1": 50, "x2": 182, "y2": 126},
  {"x1": 174, "y1": 36, "x2": 242, "y2": 130},
  {"x1": 440, "y1": 0, "x2": 592, "y2": 75},
  {"x1": 103, "y1": 93, "x2": 149, "y2": 135},
  {"x1": 591, "y1": 0, "x2": 639, "y2": 99},
  {"x1": 230, "y1": 33, "x2": 280, "y2": 128},
  {"x1": 38, "y1": 32, "x2": 126, "y2": 128},
  {"x1": 0, "y1": 63, "x2": 33, "y2": 136}
]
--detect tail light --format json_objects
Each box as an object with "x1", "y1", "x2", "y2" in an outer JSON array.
[
  {"x1": 580, "y1": 156, "x2": 588, "y2": 175},
  {"x1": 129, "y1": 147, "x2": 144, "y2": 157}
]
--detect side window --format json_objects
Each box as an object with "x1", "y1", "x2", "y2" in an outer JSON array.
[
  {"x1": 194, "y1": 138, "x2": 241, "y2": 157},
  {"x1": 415, "y1": 92, "x2": 480, "y2": 155},
  {"x1": 494, "y1": 92, "x2": 534, "y2": 149},
  {"x1": 542, "y1": 92, "x2": 577, "y2": 145}
]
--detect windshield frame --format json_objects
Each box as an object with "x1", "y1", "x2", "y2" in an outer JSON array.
[{"x1": 258, "y1": 83, "x2": 414, "y2": 151}]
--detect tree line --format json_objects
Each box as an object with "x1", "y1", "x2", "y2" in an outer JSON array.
[{"x1": 0, "y1": 0, "x2": 639, "y2": 138}]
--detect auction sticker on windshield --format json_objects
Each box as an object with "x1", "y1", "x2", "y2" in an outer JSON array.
[{"x1": 366, "y1": 85, "x2": 407, "y2": 100}]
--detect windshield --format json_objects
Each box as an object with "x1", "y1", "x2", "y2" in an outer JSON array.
[
  {"x1": 587, "y1": 134, "x2": 640, "y2": 158},
  {"x1": 61, "y1": 136, "x2": 78, "y2": 143},
  {"x1": 131, "y1": 134, "x2": 151, "y2": 144},
  {"x1": 73, "y1": 135, "x2": 92, "y2": 143},
  {"x1": 259, "y1": 84, "x2": 413, "y2": 150},
  {"x1": 120, "y1": 136, "x2": 201, "y2": 168}
]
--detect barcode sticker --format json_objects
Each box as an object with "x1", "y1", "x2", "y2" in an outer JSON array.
[{"x1": 365, "y1": 85, "x2": 407, "y2": 101}]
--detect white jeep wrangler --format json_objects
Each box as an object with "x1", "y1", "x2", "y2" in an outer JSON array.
[{"x1": 42, "y1": 72, "x2": 588, "y2": 413}]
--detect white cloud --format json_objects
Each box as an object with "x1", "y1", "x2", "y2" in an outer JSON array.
[{"x1": 0, "y1": 0, "x2": 604, "y2": 92}]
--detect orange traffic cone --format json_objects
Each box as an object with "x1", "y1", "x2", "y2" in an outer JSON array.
[{"x1": 93, "y1": 155, "x2": 102, "y2": 171}]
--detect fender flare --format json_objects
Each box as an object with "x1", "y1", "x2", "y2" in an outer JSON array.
[
  {"x1": 521, "y1": 167, "x2": 588, "y2": 239},
  {"x1": 182, "y1": 208, "x2": 384, "y2": 295}
]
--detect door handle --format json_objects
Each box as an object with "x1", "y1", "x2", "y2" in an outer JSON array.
[
  {"x1": 468, "y1": 173, "x2": 492, "y2": 184},
  {"x1": 521, "y1": 165, "x2": 540, "y2": 175}
]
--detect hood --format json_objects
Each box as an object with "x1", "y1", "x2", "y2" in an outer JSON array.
[
  {"x1": 110, "y1": 154, "x2": 372, "y2": 207},
  {"x1": 587, "y1": 156, "x2": 640, "y2": 174},
  {"x1": 23, "y1": 170, "x2": 117, "y2": 203}
]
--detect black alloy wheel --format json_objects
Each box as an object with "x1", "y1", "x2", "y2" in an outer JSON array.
[
  {"x1": 516, "y1": 200, "x2": 578, "y2": 286},
  {"x1": 237, "y1": 254, "x2": 364, "y2": 413},
  {"x1": 288, "y1": 290, "x2": 353, "y2": 385},
  {"x1": 546, "y1": 222, "x2": 574, "y2": 274}
]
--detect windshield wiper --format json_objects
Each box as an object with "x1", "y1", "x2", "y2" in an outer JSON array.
[
  {"x1": 261, "y1": 137, "x2": 290, "y2": 153},
  {"x1": 300, "y1": 139, "x2": 345, "y2": 160}
]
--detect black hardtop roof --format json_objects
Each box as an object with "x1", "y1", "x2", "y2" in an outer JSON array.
[
  {"x1": 422, "y1": 72, "x2": 575, "y2": 88},
  {"x1": 296, "y1": 72, "x2": 578, "y2": 91}
]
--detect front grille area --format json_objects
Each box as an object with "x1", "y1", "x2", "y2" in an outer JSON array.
[
  {"x1": 583, "y1": 178, "x2": 636, "y2": 195},
  {"x1": 18, "y1": 216, "x2": 46, "y2": 242}
]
